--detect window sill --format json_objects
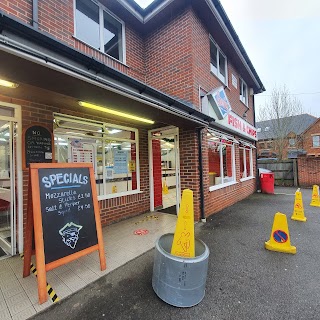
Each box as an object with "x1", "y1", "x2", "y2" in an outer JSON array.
[
  {"x1": 209, "y1": 180, "x2": 238, "y2": 191},
  {"x1": 72, "y1": 35, "x2": 127, "y2": 67},
  {"x1": 240, "y1": 176, "x2": 255, "y2": 182},
  {"x1": 98, "y1": 189, "x2": 142, "y2": 201}
]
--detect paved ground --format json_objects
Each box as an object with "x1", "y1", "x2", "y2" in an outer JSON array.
[{"x1": 31, "y1": 187, "x2": 320, "y2": 320}]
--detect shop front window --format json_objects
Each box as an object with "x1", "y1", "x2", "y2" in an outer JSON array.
[
  {"x1": 54, "y1": 114, "x2": 139, "y2": 200},
  {"x1": 208, "y1": 130, "x2": 236, "y2": 189},
  {"x1": 240, "y1": 146, "x2": 254, "y2": 180}
]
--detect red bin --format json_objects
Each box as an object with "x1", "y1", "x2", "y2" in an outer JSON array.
[{"x1": 260, "y1": 173, "x2": 274, "y2": 194}]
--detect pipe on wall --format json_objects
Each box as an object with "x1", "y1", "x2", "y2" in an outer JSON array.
[
  {"x1": 32, "y1": 0, "x2": 38, "y2": 29},
  {"x1": 197, "y1": 127, "x2": 206, "y2": 221}
]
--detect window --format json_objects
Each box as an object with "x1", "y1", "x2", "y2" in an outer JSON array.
[
  {"x1": 257, "y1": 128, "x2": 261, "y2": 132},
  {"x1": 265, "y1": 127, "x2": 270, "y2": 132},
  {"x1": 210, "y1": 38, "x2": 227, "y2": 84},
  {"x1": 312, "y1": 135, "x2": 320, "y2": 147},
  {"x1": 240, "y1": 78, "x2": 248, "y2": 106},
  {"x1": 75, "y1": 0, "x2": 125, "y2": 62},
  {"x1": 239, "y1": 142, "x2": 254, "y2": 180},
  {"x1": 288, "y1": 138, "x2": 296, "y2": 147},
  {"x1": 207, "y1": 130, "x2": 236, "y2": 189},
  {"x1": 54, "y1": 114, "x2": 139, "y2": 200}
]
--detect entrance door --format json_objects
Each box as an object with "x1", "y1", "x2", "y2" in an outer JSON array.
[
  {"x1": 149, "y1": 127, "x2": 180, "y2": 215},
  {"x1": 0, "y1": 103, "x2": 21, "y2": 258}
]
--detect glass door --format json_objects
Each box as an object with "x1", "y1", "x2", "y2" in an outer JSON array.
[{"x1": 0, "y1": 120, "x2": 16, "y2": 258}]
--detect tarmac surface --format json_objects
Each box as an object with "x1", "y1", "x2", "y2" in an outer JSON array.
[{"x1": 31, "y1": 187, "x2": 320, "y2": 320}]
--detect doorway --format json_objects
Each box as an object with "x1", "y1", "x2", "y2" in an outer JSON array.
[
  {"x1": 0, "y1": 103, "x2": 21, "y2": 258},
  {"x1": 149, "y1": 127, "x2": 180, "y2": 215}
]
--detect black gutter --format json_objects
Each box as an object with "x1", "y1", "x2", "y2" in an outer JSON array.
[
  {"x1": 253, "y1": 95, "x2": 260, "y2": 191},
  {"x1": 198, "y1": 128, "x2": 206, "y2": 221},
  {"x1": 0, "y1": 11, "x2": 214, "y2": 124}
]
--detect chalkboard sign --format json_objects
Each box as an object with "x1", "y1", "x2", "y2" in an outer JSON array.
[
  {"x1": 38, "y1": 167, "x2": 98, "y2": 263},
  {"x1": 23, "y1": 163, "x2": 106, "y2": 304},
  {"x1": 23, "y1": 125, "x2": 53, "y2": 169}
]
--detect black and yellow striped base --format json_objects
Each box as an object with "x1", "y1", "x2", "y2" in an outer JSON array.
[{"x1": 20, "y1": 253, "x2": 60, "y2": 303}]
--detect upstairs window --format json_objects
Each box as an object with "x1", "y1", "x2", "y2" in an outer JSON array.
[
  {"x1": 210, "y1": 38, "x2": 227, "y2": 84},
  {"x1": 312, "y1": 135, "x2": 320, "y2": 147},
  {"x1": 240, "y1": 78, "x2": 248, "y2": 106},
  {"x1": 288, "y1": 138, "x2": 296, "y2": 147},
  {"x1": 75, "y1": 0, "x2": 125, "y2": 63}
]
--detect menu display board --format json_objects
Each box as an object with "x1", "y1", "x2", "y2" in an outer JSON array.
[
  {"x1": 23, "y1": 125, "x2": 53, "y2": 169},
  {"x1": 38, "y1": 167, "x2": 98, "y2": 264},
  {"x1": 23, "y1": 163, "x2": 106, "y2": 304}
]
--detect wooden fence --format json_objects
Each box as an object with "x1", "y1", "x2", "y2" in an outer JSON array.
[{"x1": 257, "y1": 159, "x2": 298, "y2": 186}]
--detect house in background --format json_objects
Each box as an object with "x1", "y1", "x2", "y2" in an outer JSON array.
[
  {"x1": 301, "y1": 117, "x2": 320, "y2": 156},
  {"x1": 256, "y1": 114, "x2": 317, "y2": 159},
  {"x1": 297, "y1": 117, "x2": 320, "y2": 186},
  {"x1": 0, "y1": 0, "x2": 264, "y2": 259}
]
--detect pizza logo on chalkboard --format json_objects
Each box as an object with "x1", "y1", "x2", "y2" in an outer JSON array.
[{"x1": 59, "y1": 222, "x2": 83, "y2": 249}]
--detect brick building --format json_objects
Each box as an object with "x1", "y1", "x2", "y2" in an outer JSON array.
[
  {"x1": 297, "y1": 118, "x2": 320, "y2": 186},
  {"x1": 0, "y1": 0, "x2": 264, "y2": 258},
  {"x1": 256, "y1": 114, "x2": 317, "y2": 160}
]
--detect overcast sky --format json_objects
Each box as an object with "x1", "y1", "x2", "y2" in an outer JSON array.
[{"x1": 134, "y1": 0, "x2": 320, "y2": 118}]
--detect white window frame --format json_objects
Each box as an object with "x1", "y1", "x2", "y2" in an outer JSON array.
[
  {"x1": 239, "y1": 140, "x2": 255, "y2": 181},
  {"x1": 207, "y1": 129, "x2": 237, "y2": 191},
  {"x1": 74, "y1": 0, "x2": 126, "y2": 64},
  {"x1": 288, "y1": 138, "x2": 296, "y2": 147},
  {"x1": 210, "y1": 36, "x2": 228, "y2": 85},
  {"x1": 312, "y1": 135, "x2": 320, "y2": 147},
  {"x1": 53, "y1": 113, "x2": 140, "y2": 200},
  {"x1": 240, "y1": 78, "x2": 248, "y2": 106}
]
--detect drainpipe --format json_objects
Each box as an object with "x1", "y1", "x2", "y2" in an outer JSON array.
[
  {"x1": 253, "y1": 95, "x2": 260, "y2": 191},
  {"x1": 32, "y1": 0, "x2": 38, "y2": 29},
  {"x1": 197, "y1": 127, "x2": 206, "y2": 221}
]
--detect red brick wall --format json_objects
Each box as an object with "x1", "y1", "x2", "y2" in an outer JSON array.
[
  {"x1": 38, "y1": 0, "x2": 74, "y2": 46},
  {"x1": 145, "y1": 8, "x2": 194, "y2": 103},
  {"x1": 126, "y1": 26, "x2": 146, "y2": 82},
  {"x1": 298, "y1": 157, "x2": 320, "y2": 187},
  {"x1": 0, "y1": 0, "x2": 32, "y2": 25},
  {"x1": 179, "y1": 128, "x2": 201, "y2": 220}
]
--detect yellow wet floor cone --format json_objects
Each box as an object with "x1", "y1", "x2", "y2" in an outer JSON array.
[
  {"x1": 291, "y1": 188, "x2": 307, "y2": 222},
  {"x1": 265, "y1": 212, "x2": 296, "y2": 254},
  {"x1": 310, "y1": 185, "x2": 320, "y2": 207},
  {"x1": 171, "y1": 189, "x2": 195, "y2": 257},
  {"x1": 162, "y1": 180, "x2": 168, "y2": 195}
]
